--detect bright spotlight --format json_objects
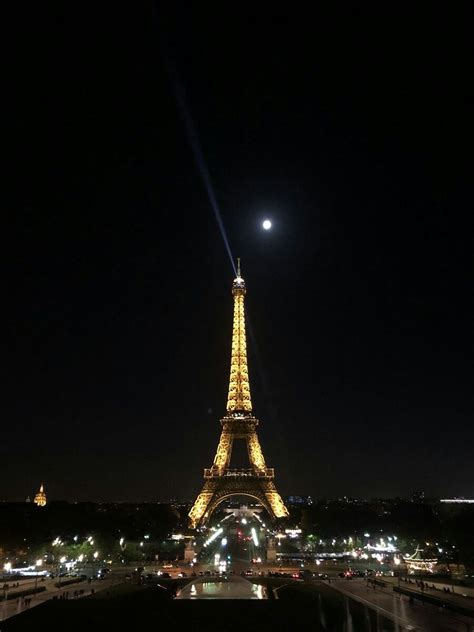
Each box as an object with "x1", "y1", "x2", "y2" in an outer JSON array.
[
  {"x1": 262, "y1": 219, "x2": 272, "y2": 230},
  {"x1": 251, "y1": 527, "x2": 259, "y2": 547}
]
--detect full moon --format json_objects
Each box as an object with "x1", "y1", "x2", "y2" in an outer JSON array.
[{"x1": 262, "y1": 219, "x2": 272, "y2": 230}]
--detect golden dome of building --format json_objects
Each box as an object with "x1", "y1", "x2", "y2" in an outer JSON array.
[{"x1": 34, "y1": 483, "x2": 47, "y2": 507}]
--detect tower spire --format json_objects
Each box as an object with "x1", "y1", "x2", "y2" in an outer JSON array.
[{"x1": 227, "y1": 260, "x2": 252, "y2": 412}]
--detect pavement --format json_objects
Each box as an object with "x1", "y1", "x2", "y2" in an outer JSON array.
[
  {"x1": 387, "y1": 575, "x2": 474, "y2": 603},
  {"x1": 0, "y1": 575, "x2": 117, "y2": 622},
  {"x1": 330, "y1": 577, "x2": 474, "y2": 632}
]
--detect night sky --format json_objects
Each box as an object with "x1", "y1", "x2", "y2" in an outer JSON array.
[{"x1": 5, "y1": 5, "x2": 473, "y2": 502}]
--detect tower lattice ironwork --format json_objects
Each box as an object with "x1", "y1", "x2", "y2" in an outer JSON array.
[{"x1": 189, "y1": 261, "x2": 289, "y2": 528}]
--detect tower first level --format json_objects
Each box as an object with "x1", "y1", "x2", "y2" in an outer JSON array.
[{"x1": 188, "y1": 262, "x2": 289, "y2": 528}]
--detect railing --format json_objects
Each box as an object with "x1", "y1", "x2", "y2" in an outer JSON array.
[{"x1": 204, "y1": 468, "x2": 274, "y2": 479}]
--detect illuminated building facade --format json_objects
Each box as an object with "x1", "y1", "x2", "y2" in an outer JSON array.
[
  {"x1": 403, "y1": 546, "x2": 438, "y2": 574},
  {"x1": 189, "y1": 262, "x2": 289, "y2": 528},
  {"x1": 33, "y1": 483, "x2": 47, "y2": 507}
]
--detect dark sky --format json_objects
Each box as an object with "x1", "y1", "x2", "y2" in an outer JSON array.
[{"x1": 5, "y1": 4, "x2": 473, "y2": 502}]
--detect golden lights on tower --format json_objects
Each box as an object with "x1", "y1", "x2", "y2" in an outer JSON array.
[
  {"x1": 33, "y1": 483, "x2": 47, "y2": 507},
  {"x1": 226, "y1": 258, "x2": 252, "y2": 412},
  {"x1": 188, "y1": 262, "x2": 289, "y2": 528}
]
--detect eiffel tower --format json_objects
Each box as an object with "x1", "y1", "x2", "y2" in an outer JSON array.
[{"x1": 189, "y1": 260, "x2": 289, "y2": 528}]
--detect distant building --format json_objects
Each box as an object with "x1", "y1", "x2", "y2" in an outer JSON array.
[
  {"x1": 440, "y1": 498, "x2": 474, "y2": 504},
  {"x1": 286, "y1": 495, "x2": 313, "y2": 506},
  {"x1": 33, "y1": 483, "x2": 47, "y2": 507}
]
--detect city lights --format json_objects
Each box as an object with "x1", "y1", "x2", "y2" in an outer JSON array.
[
  {"x1": 251, "y1": 527, "x2": 259, "y2": 547},
  {"x1": 203, "y1": 527, "x2": 223, "y2": 547},
  {"x1": 366, "y1": 539, "x2": 397, "y2": 553},
  {"x1": 440, "y1": 498, "x2": 474, "y2": 504},
  {"x1": 285, "y1": 528, "x2": 302, "y2": 539}
]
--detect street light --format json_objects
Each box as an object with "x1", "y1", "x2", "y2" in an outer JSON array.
[
  {"x1": 55, "y1": 555, "x2": 68, "y2": 593},
  {"x1": 34, "y1": 559, "x2": 42, "y2": 593}
]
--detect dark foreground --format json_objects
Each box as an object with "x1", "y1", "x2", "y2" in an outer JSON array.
[{"x1": 1, "y1": 579, "x2": 402, "y2": 632}]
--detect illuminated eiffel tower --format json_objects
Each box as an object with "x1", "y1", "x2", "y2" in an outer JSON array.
[{"x1": 189, "y1": 261, "x2": 289, "y2": 528}]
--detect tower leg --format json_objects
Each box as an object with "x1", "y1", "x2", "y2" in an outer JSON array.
[
  {"x1": 246, "y1": 432, "x2": 267, "y2": 472},
  {"x1": 264, "y1": 483, "x2": 290, "y2": 519},
  {"x1": 212, "y1": 431, "x2": 233, "y2": 472},
  {"x1": 188, "y1": 480, "x2": 217, "y2": 528}
]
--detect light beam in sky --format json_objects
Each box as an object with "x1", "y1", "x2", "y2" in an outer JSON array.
[{"x1": 163, "y1": 52, "x2": 236, "y2": 275}]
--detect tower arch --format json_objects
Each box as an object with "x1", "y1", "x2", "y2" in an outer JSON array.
[{"x1": 203, "y1": 491, "x2": 275, "y2": 526}]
